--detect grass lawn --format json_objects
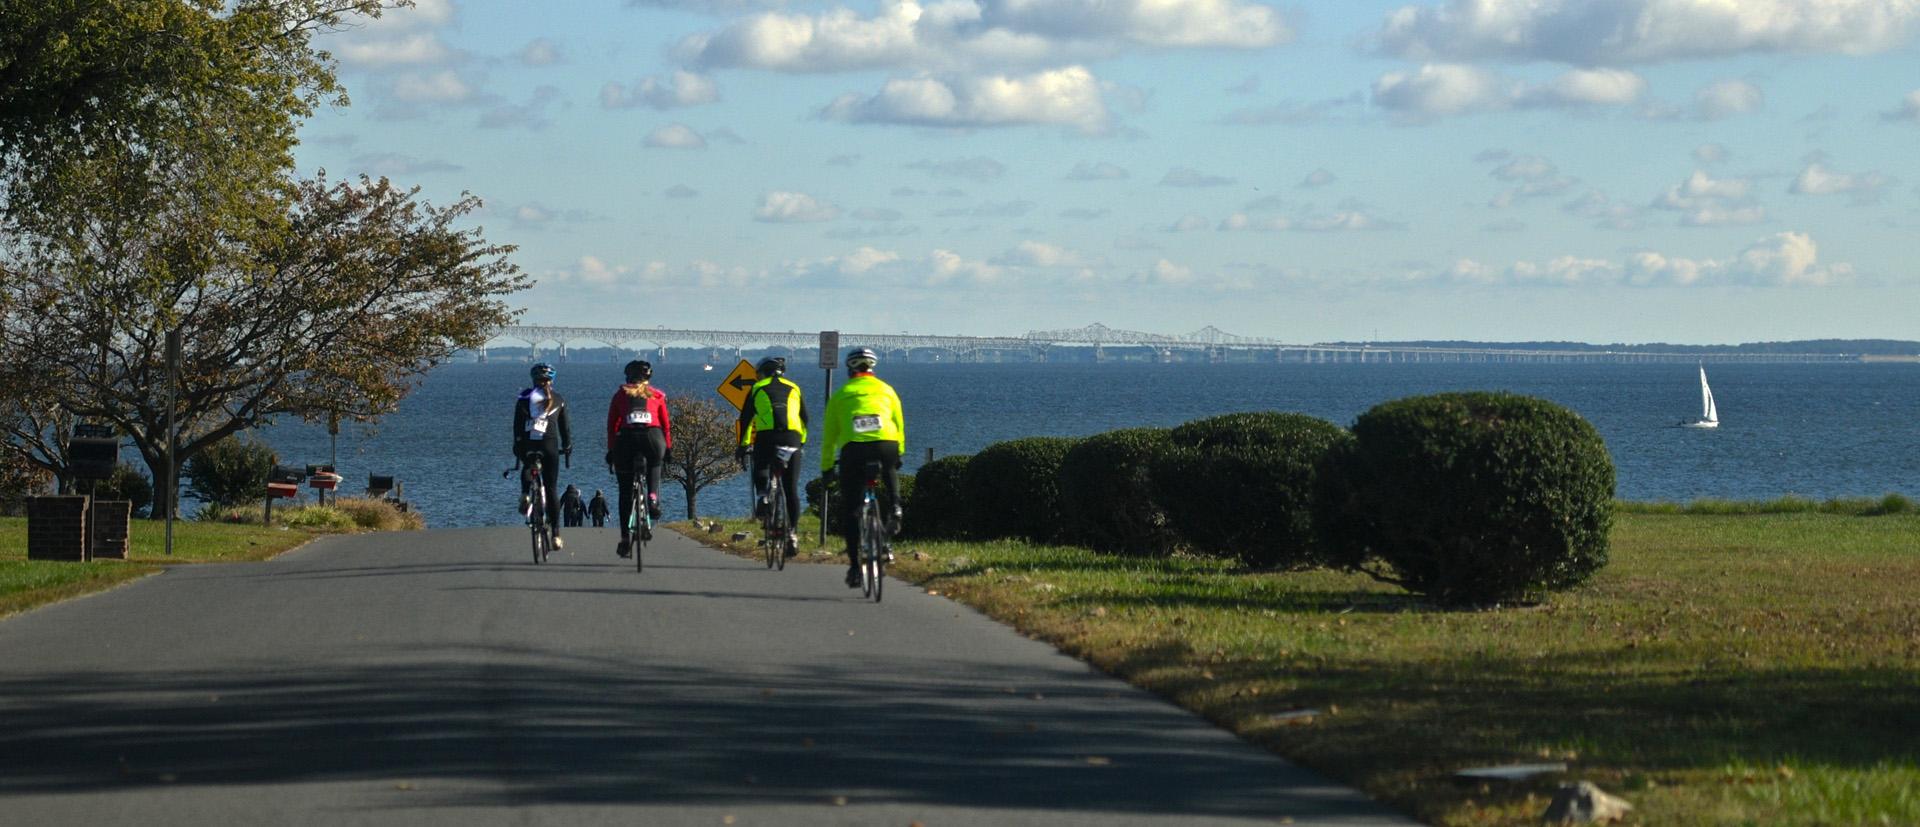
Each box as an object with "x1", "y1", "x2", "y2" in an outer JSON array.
[
  {"x1": 682, "y1": 510, "x2": 1920, "y2": 826},
  {"x1": 0, "y1": 517, "x2": 317, "y2": 620}
]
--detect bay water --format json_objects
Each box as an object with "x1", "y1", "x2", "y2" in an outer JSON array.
[{"x1": 254, "y1": 361, "x2": 1920, "y2": 528}]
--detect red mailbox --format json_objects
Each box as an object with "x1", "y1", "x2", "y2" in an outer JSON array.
[
  {"x1": 266, "y1": 482, "x2": 299, "y2": 499},
  {"x1": 308, "y1": 472, "x2": 341, "y2": 491}
]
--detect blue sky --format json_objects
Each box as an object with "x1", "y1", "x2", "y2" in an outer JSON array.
[{"x1": 297, "y1": 0, "x2": 1920, "y2": 344}]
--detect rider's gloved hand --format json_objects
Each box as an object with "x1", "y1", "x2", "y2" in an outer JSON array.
[
  {"x1": 663, "y1": 448, "x2": 674, "y2": 464},
  {"x1": 603, "y1": 450, "x2": 613, "y2": 467},
  {"x1": 734, "y1": 446, "x2": 747, "y2": 467}
]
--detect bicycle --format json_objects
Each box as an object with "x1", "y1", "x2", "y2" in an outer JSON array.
[
  {"x1": 855, "y1": 460, "x2": 892, "y2": 602},
  {"x1": 626, "y1": 465, "x2": 654, "y2": 574},
  {"x1": 503, "y1": 452, "x2": 553, "y2": 564},
  {"x1": 756, "y1": 445, "x2": 801, "y2": 571}
]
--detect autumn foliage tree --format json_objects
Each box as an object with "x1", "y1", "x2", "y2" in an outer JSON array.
[{"x1": 662, "y1": 396, "x2": 744, "y2": 520}]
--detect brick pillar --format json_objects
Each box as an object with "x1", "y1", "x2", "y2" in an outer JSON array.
[
  {"x1": 27, "y1": 496, "x2": 90, "y2": 561},
  {"x1": 91, "y1": 499, "x2": 132, "y2": 560}
]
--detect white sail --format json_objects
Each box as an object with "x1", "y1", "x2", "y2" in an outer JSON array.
[{"x1": 1699, "y1": 367, "x2": 1717, "y2": 423}]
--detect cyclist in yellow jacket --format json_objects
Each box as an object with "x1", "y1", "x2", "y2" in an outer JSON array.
[
  {"x1": 736, "y1": 356, "x2": 808, "y2": 553},
  {"x1": 821, "y1": 347, "x2": 904, "y2": 588}
]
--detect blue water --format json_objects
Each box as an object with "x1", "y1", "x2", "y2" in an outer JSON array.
[{"x1": 253, "y1": 361, "x2": 1920, "y2": 528}]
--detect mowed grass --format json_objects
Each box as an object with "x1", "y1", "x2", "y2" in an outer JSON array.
[
  {"x1": 0, "y1": 517, "x2": 317, "y2": 619},
  {"x1": 683, "y1": 510, "x2": 1920, "y2": 826}
]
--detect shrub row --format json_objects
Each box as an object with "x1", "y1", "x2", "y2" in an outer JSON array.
[{"x1": 900, "y1": 392, "x2": 1617, "y2": 606}]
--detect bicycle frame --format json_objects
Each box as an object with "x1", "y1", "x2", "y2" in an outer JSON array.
[{"x1": 856, "y1": 460, "x2": 888, "y2": 602}]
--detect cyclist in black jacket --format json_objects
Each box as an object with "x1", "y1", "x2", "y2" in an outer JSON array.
[{"x1": 513, "y1": 362, "x2": 572, "y2": 548}]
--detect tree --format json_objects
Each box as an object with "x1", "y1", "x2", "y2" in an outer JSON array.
[
  {"x1": 184, "y1": 435, "x2": 278, "y2": 507},
  {"x1": 662, "y1": 396, "x2": 744, "y2": 520},
  {"x1": 0, "y1": 174, "x2": 525, "y2": 516}
]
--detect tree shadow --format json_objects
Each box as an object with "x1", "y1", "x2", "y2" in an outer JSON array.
[{"x1": 0, "y1": 645, "x2": 1384, "y2": 820}]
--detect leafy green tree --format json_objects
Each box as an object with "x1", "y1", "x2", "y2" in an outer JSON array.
[
  {"x1": 185, "y1": 435, "x2": 278, "y2": 507},
  {"x1": 0, "y1": 2, "x2": 526, "y2": 517}
]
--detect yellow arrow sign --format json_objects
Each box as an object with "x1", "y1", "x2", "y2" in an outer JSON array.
[{"x1": 715, "y1": 359, "x2": 757, "y2": 410}]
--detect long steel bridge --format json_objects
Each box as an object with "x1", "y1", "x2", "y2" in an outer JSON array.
[{"x1": 483, "y1": 323, "x2": 1862, "y2": 364}]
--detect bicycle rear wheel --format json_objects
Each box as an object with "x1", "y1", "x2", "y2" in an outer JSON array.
[
  {"x1": 769, "y1": 477, "x2": 788, "y2": 571},
  {"x1": 529, "y1": 490, "x2": 546, "y2": 564},
  {"x1": 860, "y1": 500, "x2": 884, "y2": 601},
  {"x1": 633, "y1": 482, "x2": 647, "y2": 573}
]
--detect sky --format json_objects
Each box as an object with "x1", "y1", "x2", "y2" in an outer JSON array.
[{"x1": 296, "y1": 0, "x2": 1920, "y2": 345}]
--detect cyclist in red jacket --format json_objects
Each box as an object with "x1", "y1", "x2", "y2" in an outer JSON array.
[{"x1": 605, "y1": 360, "x2": 672, "y2": 557}]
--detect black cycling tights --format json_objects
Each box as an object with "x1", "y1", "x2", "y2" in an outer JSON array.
[
  {"x1": 516, "y1": 438, "x2": 563, "y2": 531},
  {"x1": 835, "y1": 440, "x2": 900, "y2": 563},
  {"x1": 614, "y1": 428, "x2": 667, "y2": 534}
]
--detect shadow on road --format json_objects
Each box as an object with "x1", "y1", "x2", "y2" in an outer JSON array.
[{"x1": 0, "y1": 645, "x2": 1354, "y2": 818}]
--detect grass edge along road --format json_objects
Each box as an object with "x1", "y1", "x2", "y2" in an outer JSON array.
[
  {"x1": 681, "y1": 510, "x2": 1920, "y2": 827},
  {"x1": 0, "y1": 518, "x2": 320, "y2": 620}
]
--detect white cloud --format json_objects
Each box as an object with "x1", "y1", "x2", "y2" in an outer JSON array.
[
  {"x1": 1414, "y1": 233, "x2": 1852, "y2": 288},
  {"x1": 1883, "y1": 89, "x2": 1920, "y2": 121},
  {"x1": 1146, "y1": 259, "x2": 1196, "y2": 286},
  {"x1": 603, "y1": 71, "x2": 721, "y2": 110},
  {"x1": 1373, "y1": 0, "x2": 1920, "y2": 65},
  {"x1": 1160, "y1": 166, "x2": 1236, "y2": 187},
  {"x1": 1627, "y1": 232, "x2": 1853, "y2": 287},
  {"x1": 820, "y1": 66, "x2": 1110, "y2": 132},
  {"x1": 1693, "y1": 79, "x2": 1764, "y2": 119},
  {"x1": 1373, "y1": 64, "x2": 1646, "y2": 118},
  {"x1": 1789, "y1": 161, "x2": 1891, "y2": 202},
  {"x1": 330, "y1": 0, "x2": 460, "y2": 68},
  {"x1": 391, "y1": 69, "x2": 474, "y2": 103},
  {"x1": 1563, "y1": 190, "x2": 1644, "y2": 230},
  {"x1": 1298, "y1": 168, "x2": 1337, "y2": 188},
  {"x1": 993, "y1": 240, "x2": 1085, "y2": 267},
  {"x1": 906, "y1": 156, "x2": 1006, "y2": 181},
  {"x1": 337, "y1": 33, "x2": 457, "y2": 67},
  {"x1": 678, "y1": 0, "x2": 1291, "y2": 74},
  {"x1": 351, "y1": 152, "x2": 463, "y2": 177},
  {"x1": 1066, "y1": 161, "x2": 1129, "y2": 181},
  {"x1": 926, "y1": 248, "x2": 1005, "y2": 285},
  {"x1": 479, "y1": 85, "x2": 561, "y2": 130},
  {"x1": 754, "y1": 191, "x2": 842, "y2": 222},
  {"x1": 644, "y1": 123, "x2": 709, "y2": 149},
  {"x1": 1520, "y1": 67, "x2": 1646, "y2": 106},
  {"x1": 1653, "y1": 170, "x2": 1766, "y2": 226},
  {"x1": 517, "y1": 38, "x2": 563, "y2": 66},
  {"x1": 1693, "y1": 143, "x2": 1730, "y2": 164},
  {"x1": 1167, "y1": 214, "x2": 1210, "y2": 232},
  {"x1": 1218, "y1": 210, "x2": 1404, "y2": 232},
  {"x1": 1485, "y1": 154, "x2": 1577, "y2": 206}
]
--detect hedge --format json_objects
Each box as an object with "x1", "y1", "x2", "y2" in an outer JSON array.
[
  {"x1": 1318, "y1": 392, "x2": 1615, "y2": 606},
  {"x1": 1151, "y1": 412, "x2": 1351, "y2": 569},
  {"x1": 961, "y1": 437, "x2": 1079, "y2": 542},
  {"x1": 1056, "y1": 428, "x2": 1177, "y2": 555}
]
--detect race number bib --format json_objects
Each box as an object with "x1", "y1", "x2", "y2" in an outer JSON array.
[
  {"x1": 625, "y1": 410, "x2": 653, "y2": 426},
  {"x1": 851, "y1": 414, "x2": 882, "y2": 434},
  {"x1": 528, "y1": 414, "x2": 550, "y2": 438}
]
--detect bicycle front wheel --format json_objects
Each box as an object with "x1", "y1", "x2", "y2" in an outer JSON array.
[
  {"x1": 861, "y1": 501, "x2": 884, "y2": 601},
  {"x1": 769, "y1": 478, "x2": 788, "y2": 571}
]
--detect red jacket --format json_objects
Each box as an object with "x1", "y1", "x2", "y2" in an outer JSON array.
[{"x1": 606, "y1": 384, "x2": 672, "y2": 451}]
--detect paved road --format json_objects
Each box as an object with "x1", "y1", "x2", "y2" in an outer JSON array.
[{"x1": 0, "y1": 526, "x2": 1417, "y2": 826}]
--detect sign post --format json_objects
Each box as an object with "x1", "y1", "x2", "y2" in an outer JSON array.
[
  {"x1": 817, "y1": 331, "x2": 838, "y2": 548},
  {"x1": 164, "y1": 329, "x2": 180, "y2": 556}
]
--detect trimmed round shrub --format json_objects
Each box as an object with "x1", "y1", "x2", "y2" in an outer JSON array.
[
  {"x1": 1056, "y1": 428, "x2": 1177, "y2": 555},
  {"x1": 901, "y1": 455, "x2": 970, "y2": 539},
  {"x1": 1151, "y1": 412, "x2": 1351, "y2": 569},
  {"x1": 808, "y1": 470, "x2": 914, "y2": 532},
  {"x1": 1318, "y1": 392, "x2": 1615, "y2": 607},
  {"x1": 962, "y1": 437, "x2": 1079, "y2": 542},
  {"x1": 186, "y1": 435, "x2": 277, "y2": 506}
]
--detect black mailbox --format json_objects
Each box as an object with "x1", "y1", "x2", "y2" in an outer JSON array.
[
  {"x1": 305, "y1": 464, "x2": 335, "y2": 477},
  {"x1": 69, "y1": 425, "x2": 120, "y2": 481},
  {"x1": 368, "y1": 474, "x2": 395, "y2": 497},
  {"x1": 269, "y1": 465, "x2": 307, "y2": 485}
]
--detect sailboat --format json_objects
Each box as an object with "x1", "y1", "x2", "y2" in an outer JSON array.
[{"x1": 1680, "y1": 365, "x2": 1719, "y2": 429}]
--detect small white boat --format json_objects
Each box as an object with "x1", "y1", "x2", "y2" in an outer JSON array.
[
  {"x1": 702, "y1": 364, "x2": 714, "y2": 371},
  {"x1": 1680, "y1": 365, "x2": 1719, "y2": 428}
]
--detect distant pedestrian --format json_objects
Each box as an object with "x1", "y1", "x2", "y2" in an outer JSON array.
[
  {"x1": 588, "y1": 490, "x2": 609, "y2": 527},
  {"x1": 561, "y1": 484, "x2": 585, "y2": 527}
]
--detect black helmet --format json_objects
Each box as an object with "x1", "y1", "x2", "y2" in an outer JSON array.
[
  {"x1": 845, "y1": 347, "x2": 877, "y2": 372},
  {"x1": 529, "y1": 362, "x2": 556, "y2": 382},
  {"x1": 756, "y1": 356, "x2": 786, "y2": 376},
  {"x1": 624, "y1": 360, "x2": 652, "y2": 382}
]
